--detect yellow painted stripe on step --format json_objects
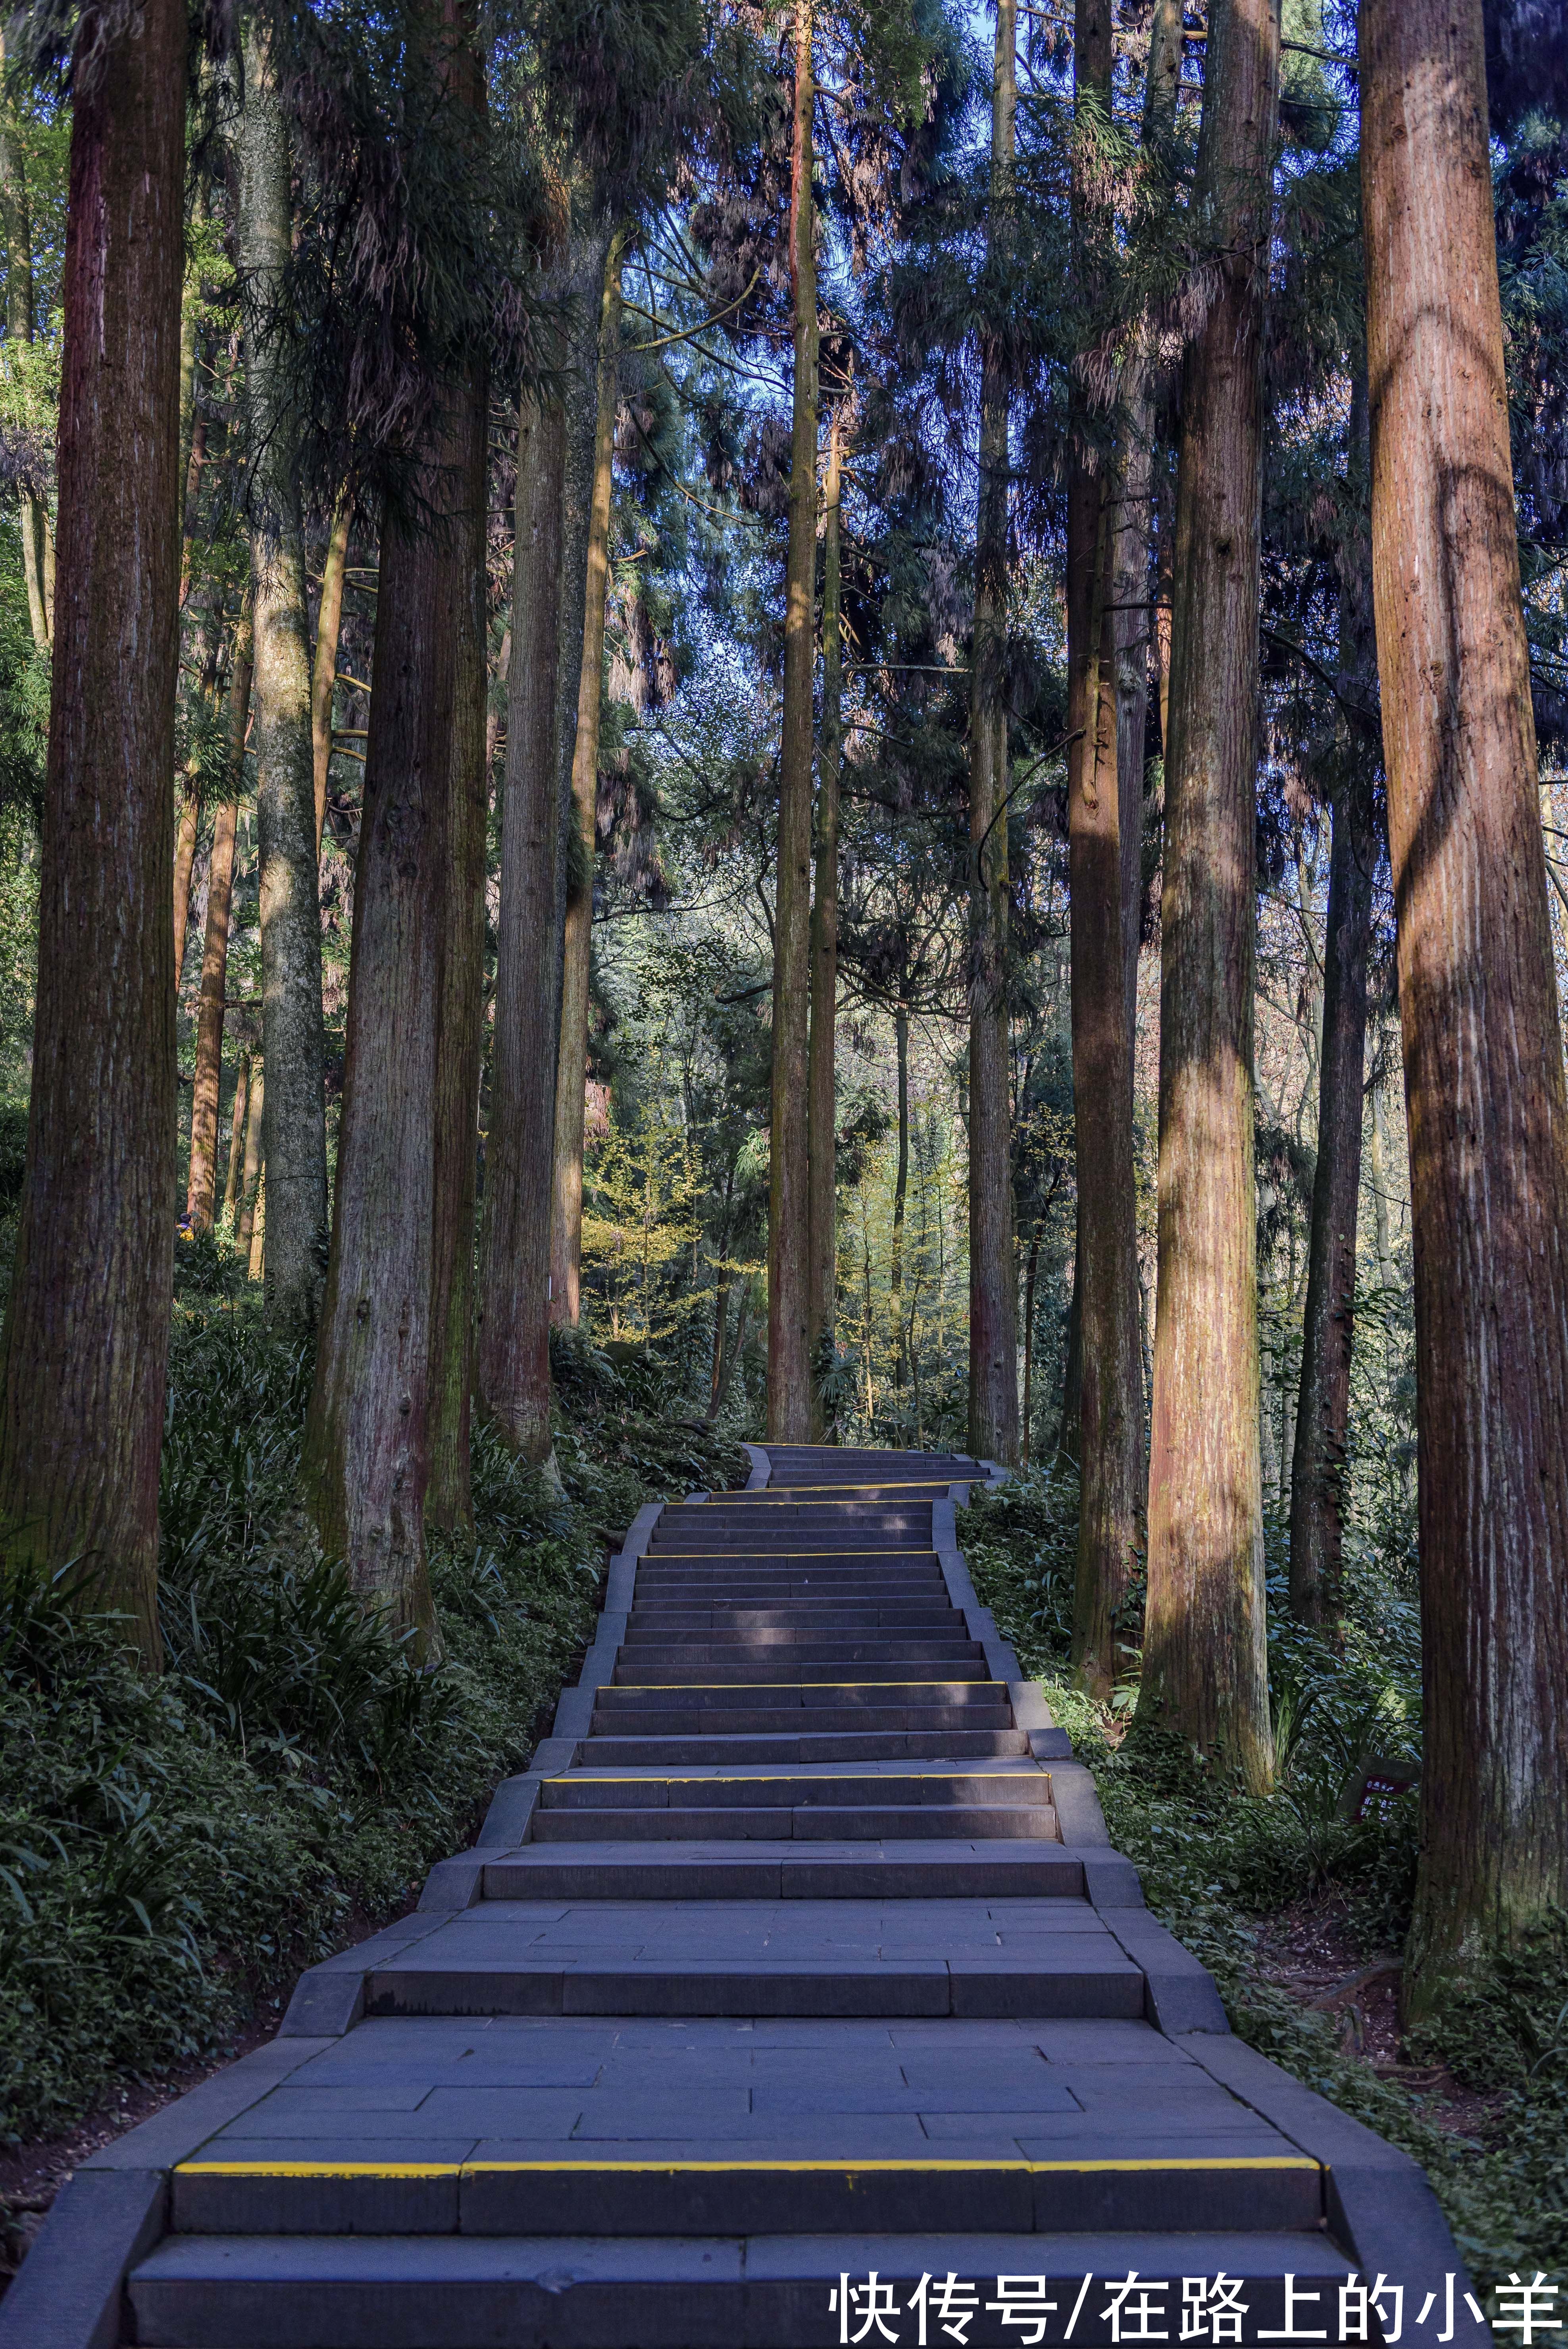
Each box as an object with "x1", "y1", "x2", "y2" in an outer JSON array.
[
  {"x1": 608, "y1": 1682, "x2": 1009, "y2": 1691},
  {"x1": 701, "y1": 1484, "x2": 954, "y2": 1495},
  {"x1": 544, "y1": 1773, "x2": 1049, "y2": 1784},
  {"x1": 647, "y1": 1550, "x2": 942, "y2": 1558},
  {"x1": 176, "y1": 2155, "x2": 1319, "y2": 2178}
]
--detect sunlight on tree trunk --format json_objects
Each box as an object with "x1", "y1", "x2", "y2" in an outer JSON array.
[
  {"x1": 0, "y1": 0, "x2": 185, "y2": 1667},
  {"x1": 767, "y1": 0, "x2": 819, "y2": 1444},
  {"x1": 311, "y1": 489, "x2": 353, "y2": 854},
  {"x1": 221, "y1": 1049, "x2": 252, "y2": 1232},
  {"x1": 1361, "y1": 0, "x2": 1568, "y2": 2015},
  {"x1": 551, "y1": 233, "x2": 625, "y2": 1330},
  {"x1": 1143, "y1": 0, "x2": 1279, "y2": 1794},
  {"x1": 1066, "y1": 0, "x2": 1150, "y2": 1698},
  {"x1": 967, "y1": 0, "x2": 1020, "y2": 1469},
  {"x1": 187, "y1": 607, "x2": 253, "y2": 1232},
  {"x1": 0, "y1": 40, "x2": 50, "y2": 657},
  {"x1": 237, "y1": 1066, "x2": 265, "y2": 1258},
  {"x1": 478, "y1": 399, "x2": 568, "y2": 1464},
  {"x1": 236, "y1": 25, "x2": 329, "y2": 1328},
  {"x1": 807, "y1": 403, "x2": 844, "y2": 1434}
]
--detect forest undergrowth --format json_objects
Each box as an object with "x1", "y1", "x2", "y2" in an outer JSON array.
[
  {"x1": 0, "y1": 1247, "x2": 746, "y2": 2197},
  {"x1": 960, "y1": 1475, "x2": 1568, "y2": 2299}
]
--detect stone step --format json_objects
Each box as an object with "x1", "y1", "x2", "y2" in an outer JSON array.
[
  {"x1": 617, "y1": 1642, "x2": 984, "y2": 1667},
  {"x1": 625, "y1": 1604, "x2": 964, "y2": 1627},
  {"x1": 129, "y1": 2227, "x2": 1355, "y2": 2348},
  {"x1": 595, "y1": 1681, "x2": 1012, "y2": 1714},
  {"x1": 529, "y1": 1804, "x2": 1060, "y2": 1842},
  {"x1": 162, "y1": 2152, "x2": 1321, "y2": 2242},
  {"x1": 578, "y1": 1729, "x2": 1033, "y2": 1764},
  {"x1": 609, "y1": 1661, "x2": 989, "y2": 1686},
  {"x1": 539, "y1": 1771, "x2": 1052, "y2": 1809},
  {"x1": 479, "y1": 1842, "x2": 1087, "y2": 1898},
  {"x1": 590, "y1": 1704, "x2": 1018, "y2": 1738}
]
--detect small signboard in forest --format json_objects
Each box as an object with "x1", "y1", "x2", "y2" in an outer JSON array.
[{"x1": 1338, "y1": 1754, "x2": 1421, "y2": 1824}]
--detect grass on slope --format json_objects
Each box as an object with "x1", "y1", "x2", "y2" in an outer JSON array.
[{"x1": 0, "y1": 1290, "x2": 746, "y2": 2160}]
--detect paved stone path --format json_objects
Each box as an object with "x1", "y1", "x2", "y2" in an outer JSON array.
[{"x1": 1, "y1": 1447, "x2": 1484, "y2": 2348}]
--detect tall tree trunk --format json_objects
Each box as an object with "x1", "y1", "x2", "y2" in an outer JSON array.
[
  {"x1": 221, "y1": 1049, "x2": 251, "y2": 1229},
  {"x1": 807, "y1": 404, "x2": 844, "y2": 1431},
  {"x1": 1070, "y1": 504, "x2": 1143, "y2": 1693},
  {"x1": 1368, "y1": 1056, "x2": 1393, "y2": 1278},
  {"x1": 890, "y1": 1004, "x2": 909, "y2": 1390},
  {"x1": 1143, "y1": 0, "x2": 1279, "y2": 1794},
  {"x1": 427, "y1": 343, "x2": 491, "y2": 1535},
  {"x1": 303, "y1": 466, "x2": 458, "y2": 1643},
  {"x1": 767, "y1": 0, "x2": 819, "y2": 1443},
  {"x1": 1361, "y1": 0, "x2": 1568, "y2": 2012},
  {"x1": 171, "y1": 773, "x2": 202, "y2": 992},
  {"x1": 237, "y1": 1065, "x2": 264, "y2": 1256},
  {"x1": 477, "y1": 399, "x2": 568, "y2": 1462},
  {"x1": 311, "y1": 489, "x2": 353, "y2": 852},
  {"x1": 0, "y1": 0, "x2": 185, "y2": 1666},
  {"x1": 967, "y1": 0, "x2": 1020, "y2": 1468},
  {"x1": 550, "y1": 232, "x2": 624, "y2": 1328},
  {"x1": 1020, "y1": 1223, "x2": 1040, "y2": 1463},
  {"x1": 235, "y1": 27, "x2": 328, "y2": 1327},
  {"x1": 0, "y1": 42, "x2": 50, "y2": 657},
  {"x1": 187, "y1": 607, "x2": 253, "y2": 1231},
  {"x1": 1289, "y1": 372, "x2": 1377, "y2": 1627}
]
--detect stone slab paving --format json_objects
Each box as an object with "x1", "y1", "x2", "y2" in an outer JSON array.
[{"x1": 0, "y1": 1445, "x2": 1488, "y2": 2349}]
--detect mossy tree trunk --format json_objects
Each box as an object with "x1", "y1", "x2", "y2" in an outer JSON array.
[
  {"x1": 1361, "y1": 0, "x2": 1568, "y2": 2013},
  {"x1": 0, "y1": 0, "x2": 186, "y2": 1666},
  {"x1": 311, "y1": 490, "x2": 353, "y2": 853},
  {"x1": 1143, "y1": 0, "x2": 1279, "y2": 1794}
]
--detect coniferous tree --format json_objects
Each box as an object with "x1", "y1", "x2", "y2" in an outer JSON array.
[
  {"x1": 1143, "y1": 0, "x2": 1281, "y2": 1792},
  {"x1": 1360, "y1": 0, "x2": 1568, "y2": 2011},
  {"x1": 766, "y1": 0, "x2": 819, "y2": 1443},
  {"x1": 0, "y1": 0, "x2": 186, "y2": 1662},
  {"x1": 966, "y1": 0, "x2": 1019, "y2": 1467},
  {"x1": 234, "y1": 25, "x2": 329, "y2": 1326}
]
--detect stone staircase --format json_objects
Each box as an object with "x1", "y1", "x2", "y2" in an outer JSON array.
[{"x1": 1, "y1": 1446, "x2": 1485, "y2": 2348}]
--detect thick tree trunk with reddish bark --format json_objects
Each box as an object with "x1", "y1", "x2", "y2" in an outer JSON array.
[
  {"x1": 1143, "y1": 0, "x2": 1279, "y2": 1793},
  {"x1": 235, "y1": 28, "x2": 328, "y2": 1326},
  {"x1": 0, "y1": 0, "x2": 185, "y2": 1665},
  {"x1": 311, "y1": 491, "x2": 353, "y2": 853},
  {"x1": 550, "y1": 235, "x2": 624, "y2": 1329},
  {"x1": 1361, "y1": 0, "x2": 1568, "y2": 2009},
  {"x1": 768, "y1": 0, "x2": 819, "y2": 1444},
  {"x1": 806, "y1": 408, "x2": 843, "y2": 1431},
  {"x1": 187, "y1": 611, "x2": 253, "y2": 1231},
  {"x1": 478, "y1": 400, "x2": 568, "y2": 1463},
  {"x1": 967, "y1": 0, "x2": 1020, "y2": 1468}
]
